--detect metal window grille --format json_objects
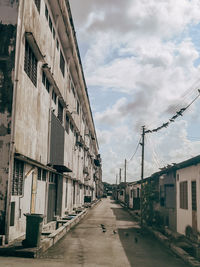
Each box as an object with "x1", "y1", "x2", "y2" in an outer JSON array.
[
  {"x1": 34, "y1": 0, "x2": 41, "y2": 13},
  {"x1": 24, "y1": 40, "x2": 37, "y2": 87},
  {"x1": 77, "y1": 101, "x2": 79, "y2": 114},
  {"x1": 60, "y1": 51, "x2": 65, "y2": 76},
  {"x1": 58, "y1": 100, "x2": 63, "y2": 123},
  {"x1": 70, "y1": 121, "x2": 74, "y2": 132},
  {"x1": 191, "y1": 181, "x2": 197, "y2": 211},
  {"x1": 46, "y1": 78, "x2": 50, "y2": 92},
  {"x1": 71, "y1": 82, "x2": 75, "y2": 96},
  {"x1": 42, "y1": 170, "x2": 47, "y2": 181},
  {"x1": 56, "y1": 39, "x2": 59, "y2": 50},
  {"x1": 38, "y1": 168, "x2": 41, "y2": 180},
  {"x1": 42, "y1": 71, "x2": 46, "y2": 85},
  {"x1": 52, "y1": 90, "x2": 57, "y2": 104},
  {"x1": 180, "y1": 181, "x2": 188, "y2": 209},
  {"x1": 45, "y1": 4, "x2": 48, "y2": 20},
  {"x1": 65, "y1": 115, "x2": 69, "y2": 133},
  {"x1": 49, "y1": 16, "x2": 52, "y2": 32},
  {"x1": 49, "y1": 173, "x2": 55, "y2": 183},
  {"x1": 12, "y1": 160, "x2": 24, "y2": 196}
]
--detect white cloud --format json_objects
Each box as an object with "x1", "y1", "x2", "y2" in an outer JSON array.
[{"x1": 69, "y1": 0, "x2": 200, "y2": 183}]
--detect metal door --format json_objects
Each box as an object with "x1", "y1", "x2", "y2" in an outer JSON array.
[{"x1": 47, "y1": 174, "x2": 57, "y2": 223}]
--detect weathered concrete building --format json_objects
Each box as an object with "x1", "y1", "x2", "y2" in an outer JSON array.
[{"x1": 0, "y1": 0, "x2": 102, "y2": 244}]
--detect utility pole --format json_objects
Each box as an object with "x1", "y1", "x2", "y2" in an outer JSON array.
[
  {"x1": 116, "y1": 174, "x2": 118, "y2": 185},
  {"x1": 124, "y1": 158, "x2": 127, "y2": 206},
  {"x1": 124, "y1": 159, "x2": 127, "y2": 183},
  {"x1": 140, "y1": 125, "x2": 145, "y2": 226},
  {"x1": 119, "y1": 168, "x2": 121, "y2": 184}
]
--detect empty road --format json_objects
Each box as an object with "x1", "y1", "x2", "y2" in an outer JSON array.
[{"x1": 0, "y1": 198, "x2": 189, "y2": 267}]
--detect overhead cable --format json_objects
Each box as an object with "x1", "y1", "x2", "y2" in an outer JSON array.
[
  {"x1": 145, "y1": 89, "x2": 200, "y2": 134},
  {"x1": 128, "y1": 138, "x2": 141, "y2": 162}
]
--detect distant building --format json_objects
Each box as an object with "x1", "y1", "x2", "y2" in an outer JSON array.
[
  {"x1": 116, "y1": 155, "x2": 200, "y2": 241},
  {"x1": 0, "y1": 0, "x2": 102, "y2": 244}
]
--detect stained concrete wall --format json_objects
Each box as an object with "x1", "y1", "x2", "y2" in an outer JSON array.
[
  {"x1": 0, "y1": 0, "x2": 101, "y2": 242},
  {"x1": 0, "y1": 0, "x2": 19, "y2": 234}
]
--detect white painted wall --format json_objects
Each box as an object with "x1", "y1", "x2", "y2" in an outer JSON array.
[
  {"x1": 176, "y1": 164, "x2": 200, "y2": 235},
  {"x1": 9, "y1": 163, "x2": 33, "y2": 241}
]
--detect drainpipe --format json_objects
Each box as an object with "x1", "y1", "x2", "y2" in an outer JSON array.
[
  {"x1": 30, "y1": 170, "x2": 38, "y2": 213},
  {"x1": 5, "y1": 0, "x2": 25, "y2": 244}
]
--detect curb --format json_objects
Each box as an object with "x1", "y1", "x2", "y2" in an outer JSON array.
[
  {"x1": 0, "y1": 199, "x2": 101, "y2": 258},
  {"x1": 120, "y1": 203, "x2": 200, "y2": 267},
  {"x1": 149, "y1": 228, "x2": 200, "y2": 267}
]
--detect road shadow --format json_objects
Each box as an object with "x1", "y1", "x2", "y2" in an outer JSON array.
[
  {"x1": 117, "y1": 227, "x2": 189, "y2": 267},
  {"x1": 111, "y1": 207, "x2": 134, "y2": 222}
]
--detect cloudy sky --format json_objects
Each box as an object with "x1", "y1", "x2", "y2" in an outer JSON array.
[{"x1": 69, "y1": 0, "x2": 200, "y2": 184}]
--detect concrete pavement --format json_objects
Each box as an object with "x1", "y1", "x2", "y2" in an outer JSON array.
[{"x1": 0, "y1": 198, "x2": 190, "y2": 267}]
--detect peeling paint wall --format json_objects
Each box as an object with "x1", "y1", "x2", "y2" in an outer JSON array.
[
  {"x1": 0, "y1": 1, "x2": 18, "y2": 234},
  {"x1": 0, "y1": 0, "x2": 101, "y2": 241}
]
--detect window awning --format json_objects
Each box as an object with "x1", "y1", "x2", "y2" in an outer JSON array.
[
  {"x1": 25, "y1": 32, "x2": 44, "y2": 62},
  {"x1": 52, "y1": 165, "x2": 72, "y2": 173}
]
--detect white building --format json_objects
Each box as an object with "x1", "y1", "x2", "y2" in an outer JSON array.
[
  {"x1": 0, "y1": 0, "x2": 102, "y2": 244},
  {"x1": 128, "y1": 182, "x2": 141, "y2": 210},
  {"x1": 176, "y1": 156, "x2": 200, "y2": 240}
]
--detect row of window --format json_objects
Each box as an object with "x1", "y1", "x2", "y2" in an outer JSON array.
[
  {"x1": 42, "y1": 71, "x2": 57, "y2": 104},
  {"x1": 12, "y1": 160, "x2": 91, "y2": 197},
  {"x1": 33, "y1": 0, "x2": 84, "y2": 125},
  {"x1": 37, "y1": 167, "x2": 47, "y2": 181},
  {"x1": 34, "y1": 0, "x2": 60, "y2": 51},
  {"x1": 26, "y1": 2, "x2": 86, "y2": 144},
  {"x1": 24, "y1": 42, "x2": 81, "y2": 139},
  {"x1": 44, "y1": 3, "x2": 65, "y2": 76},
  {"x1": 12, "y1": 160, "x2": 58, "y2": 196},
  {"x1": 69, "y1": 79, "x2": 80, "y2": 115},
  {"x1": 128, "y1": 181, "x2": 197, "y2": 212}
]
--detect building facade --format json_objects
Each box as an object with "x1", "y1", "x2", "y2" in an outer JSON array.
[
  {"x1": 176, "y1": 159, "x2": 200, "y2": 240},
  {"x1": 0, "y1": 0, "x2": 102, "y2": 244},
  {"x1": 115, "y1": 155, "x2": 200, "y2": 241}
]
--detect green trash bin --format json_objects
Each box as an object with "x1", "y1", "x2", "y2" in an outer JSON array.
[{"x1": 23, "y1": 213, "x2": 45, "y2": 247}]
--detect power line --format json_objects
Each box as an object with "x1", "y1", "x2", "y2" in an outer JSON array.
[
  {"x1": 145, "y1": 90, "x2": 200, "y2": 134},
  {"x1": 146, "y1": 135, "x2": 162, "y2": 168},
  {"x1": 146, "y1": 80, "x2": 200, "y2": 129},
  {"x1": 128, "y1": 138, "x2": 141, "y2": 162}
]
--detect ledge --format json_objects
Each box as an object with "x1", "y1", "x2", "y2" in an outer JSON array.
[{"x1": 0, "y1": 199, "x2": 101, "y2": 258}]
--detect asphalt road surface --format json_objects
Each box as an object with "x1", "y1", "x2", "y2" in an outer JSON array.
[{"x1": 0, "y1": 198, "x2": 190, "y2": 267}]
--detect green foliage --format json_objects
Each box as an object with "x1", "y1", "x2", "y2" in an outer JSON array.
[{"x1": 141, "y1": 179, "x2": 161, "y2": 227}]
